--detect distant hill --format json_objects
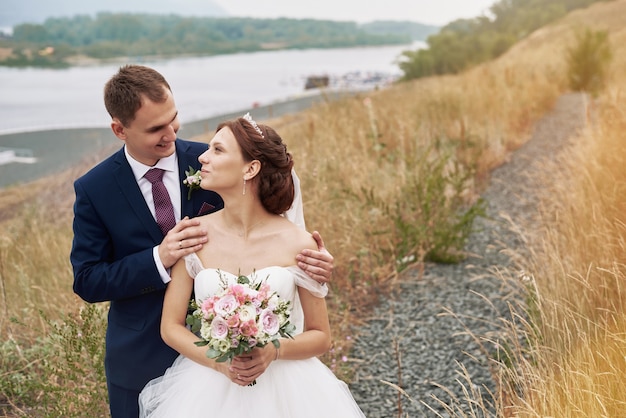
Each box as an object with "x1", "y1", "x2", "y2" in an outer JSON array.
[
  {"x1": 0, "y1": 0, "x2": 228, "y2": 27},
  {"x1": 0, "y1": 0, "x2": 439, "y2": 43},
  {"x1": 360, "y1": 21, "x2": 440, "y2": 41}
]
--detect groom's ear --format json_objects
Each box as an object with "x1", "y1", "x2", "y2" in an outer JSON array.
[{"x1": 111, "y1": 119, "x2": 127, "y2": 140}]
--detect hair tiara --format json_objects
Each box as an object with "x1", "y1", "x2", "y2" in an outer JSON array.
[{"x1": 242, "y1": 112, "x2": 264, "y2": 138}]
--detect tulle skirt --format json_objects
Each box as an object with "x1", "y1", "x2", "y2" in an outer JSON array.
[{"x1": 139, "y1": 355, "x2": 366, "y2": 417}]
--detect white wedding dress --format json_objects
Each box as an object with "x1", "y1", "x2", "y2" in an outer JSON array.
[{"x1": 138, "y1": 254, "x2": 365, "y2": 417}]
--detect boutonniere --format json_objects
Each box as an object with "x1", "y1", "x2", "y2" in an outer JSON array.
[{"x1": 183, "y1": 166, "x2": 202, "y2": 200}]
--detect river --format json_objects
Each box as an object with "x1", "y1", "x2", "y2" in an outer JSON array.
[{"x1": 0, "y1": 42, "x2": 423, "y2": 187}]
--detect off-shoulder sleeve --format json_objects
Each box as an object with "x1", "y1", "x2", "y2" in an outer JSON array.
[
  {"x1": 184, "y1": 253, "x2": 204, "y2": 279},
  {"x1": 286, "y1": 265, "x2": 328, "y2": 298}
]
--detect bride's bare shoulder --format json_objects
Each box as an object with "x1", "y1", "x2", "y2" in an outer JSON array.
[
  {"x1": 276, "y1": 219, "x2": 316, "y2": 252},
  {"x1": 197, "y1": 212, "x2": 221, "y2": 229}
]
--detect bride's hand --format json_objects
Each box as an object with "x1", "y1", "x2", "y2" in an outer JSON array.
[
  {"x1": 218, "y1": 360, "x2": 254, "y2": 387},
  {"x1": 228, "y1": 346, "x2": 275, "y2": 386}
]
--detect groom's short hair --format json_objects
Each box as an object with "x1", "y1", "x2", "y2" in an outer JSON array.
[{"x1": 104, "y1": 65, "x2": 172, "y2": 127}]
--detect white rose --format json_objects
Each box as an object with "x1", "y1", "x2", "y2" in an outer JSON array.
[{"x1": 238, "y1": 304, "x2": 257, "y2": 322}]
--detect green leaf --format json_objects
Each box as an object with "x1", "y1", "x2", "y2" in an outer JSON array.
[
  {"x1": 206, "y1": 347, "x2": 222, "y2": 359},
  {"x1": 237, "y1": 275, "x2": 251, "y2": 285},
  {"x1": 283, "y1": 324, "x2": 296, "y2": 338},
  {"x1": 216, "y1": 354, "x2": 231, "y2": 363},
  {"x1": 191, "y1": 320, "x2": 201, "y2": 333}
]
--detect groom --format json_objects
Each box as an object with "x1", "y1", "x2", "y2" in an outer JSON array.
[{"x1": 70, "y1": 65, "x2": 334, "y2": 418}]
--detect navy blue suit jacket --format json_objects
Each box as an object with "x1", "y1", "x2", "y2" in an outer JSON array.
[{"x1": 70, "y1": 139, "x2": 223, "y2": 391}]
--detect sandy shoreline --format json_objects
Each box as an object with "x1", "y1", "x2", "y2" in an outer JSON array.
[{"x1": 0, "y1": 90, "x2": 360, "y2": 189}]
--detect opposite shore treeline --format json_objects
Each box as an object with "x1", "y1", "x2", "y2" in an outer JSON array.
[{"x1": 0, "y1": 15, "x2": 436, "y2": 68}]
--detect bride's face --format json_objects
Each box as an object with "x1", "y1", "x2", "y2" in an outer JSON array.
[{"x1": 198, "y1": 127, "x2": 246, "y2": 193}]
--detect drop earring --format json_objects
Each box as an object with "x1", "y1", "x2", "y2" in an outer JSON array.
[{"x1": 242, "y1": 178, "x2": 246, "y2": 196}]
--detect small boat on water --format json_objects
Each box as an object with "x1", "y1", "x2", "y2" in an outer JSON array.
[
  {"x1": 304, "y1": 75, "x2": 330, "y2": 90},
  {"x1": 304, "y1": 71, "x2": 399, "y2": 91}
]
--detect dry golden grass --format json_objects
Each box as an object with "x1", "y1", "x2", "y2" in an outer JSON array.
[
  {"x1": 494, "y1": 6, "x2": 626, "y2": 411},
  {"x1": 3, "y1": 0, "x2": 626, "y2": 415},
  {"x1": 499, "y1": 87, "x2": 626, "y2": 416}
]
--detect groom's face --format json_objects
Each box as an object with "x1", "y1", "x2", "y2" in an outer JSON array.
[{"x1": 111, "y1": 88, "x2": 180, "y2": 166}]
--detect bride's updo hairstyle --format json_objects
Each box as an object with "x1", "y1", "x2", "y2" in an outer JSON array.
[{"x1": 216, "y1": 117, "x2": 295, "y2": 215}]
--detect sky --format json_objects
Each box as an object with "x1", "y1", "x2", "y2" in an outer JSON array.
[
  {"x1": 0, "y1": 0, "x2": 500, "y2": 28},
  {"x1": 211, "y1": 0, "x2": 497, "y2": 26}
]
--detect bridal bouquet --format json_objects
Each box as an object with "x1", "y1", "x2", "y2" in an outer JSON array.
[{"x1": 186, "y1": 270, "x2": 295, "y2": 376}]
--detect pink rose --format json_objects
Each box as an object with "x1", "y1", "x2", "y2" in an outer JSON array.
[
  {"x1": 239, "y1": 320, "x2": 258, "y2": 337},
  {"x1": 214, "y1": 294, "x2": 239, "y2": 316},
  {"x1": 200, "y1": 298, "x2": 215, "y2": 318},
  {"x1": 226, "y1": 314, "x2": 240, "y2": 328},
  {"x1": 210, "y1": 316, "x2": 229, "y2": 340},
  {"x1": 259, "y1": 308, "x2": 279, "y2": 335},
  {"x1": 230, "y1": 284, "x2": 248, "y2": 303},
  {"x1": 241, "y1": 286, "x2": 259, "y2": 303}
]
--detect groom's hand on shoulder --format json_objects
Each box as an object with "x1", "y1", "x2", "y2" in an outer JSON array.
[
  {"x1": 296, "y1": 231, "x2": 334, "y2": 285},
  {"x1": 158, "y1": 217, "x2": 208, "y2": 269}
]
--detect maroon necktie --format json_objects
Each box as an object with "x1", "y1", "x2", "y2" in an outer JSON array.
[{"x1": 144, "y1": 168, "x2": 176, "y2": 236}]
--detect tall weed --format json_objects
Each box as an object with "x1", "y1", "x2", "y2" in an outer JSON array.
[{"x1": 566, "y1": 27, "x2": 612, "y2": 95}]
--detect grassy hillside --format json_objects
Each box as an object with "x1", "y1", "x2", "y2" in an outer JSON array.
[{"x1": 2, "y1": 0, "x2": 626, "y2": 415}]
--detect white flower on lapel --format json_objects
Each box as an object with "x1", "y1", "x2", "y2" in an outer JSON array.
[{"x1": 183, "y1": 165, "x2": 202, "y2": 200}]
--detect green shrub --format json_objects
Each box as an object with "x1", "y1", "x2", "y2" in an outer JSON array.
[
  {"x1": 0, "y1": 304, "x2": 109, "y2": 417},
  {"x1": 566, "y1": 27, "x2": 612, "y2": 95},
  {"x1": 358, "y1": 149, "x2": 485, "y2": 270}
]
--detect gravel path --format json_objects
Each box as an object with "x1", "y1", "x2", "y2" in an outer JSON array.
[{"x1": 348, "y1": 92, "x2": 589, "y2": 417}]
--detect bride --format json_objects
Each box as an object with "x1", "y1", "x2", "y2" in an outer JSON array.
[{"x1": 138, "y1": 114, "x2": 365, "y2": 417}]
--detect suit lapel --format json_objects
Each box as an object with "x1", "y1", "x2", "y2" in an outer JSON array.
[
  {"x1": 176, "y1": 141, "x2": 204, "y2": 218},
  {"x1": 112, "y1": 149, "x2": 163, "y2": 242}
]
